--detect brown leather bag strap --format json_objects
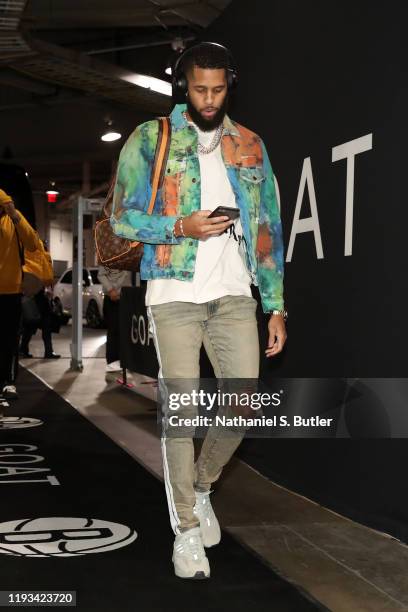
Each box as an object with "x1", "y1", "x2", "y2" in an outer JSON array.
[
  {"x1": 157, "y1": 116, "x2": 171, "y2": 191},
  {"x1": 103, "y1": 170, "x2": 117, "y2": 216},
  {"x1": 146, "y1": 116, "x2": 170, "y2": 215}
]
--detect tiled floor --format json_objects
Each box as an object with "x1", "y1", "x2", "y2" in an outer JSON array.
[{"x1": 16, "y1": 324, "x2": 408, "y2": 612}]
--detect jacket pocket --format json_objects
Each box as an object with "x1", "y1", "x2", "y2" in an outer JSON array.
[
  {"x1": 164, "y1": 157, "x2": 187, "y2": 176},
  {"x1": 239, "y1": 166, "x2": 265, "y2": 184}
]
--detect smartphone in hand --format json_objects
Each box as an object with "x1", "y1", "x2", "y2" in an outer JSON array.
[{"x1": 208, "y1": 206, "x2": 240, "y2": 221}]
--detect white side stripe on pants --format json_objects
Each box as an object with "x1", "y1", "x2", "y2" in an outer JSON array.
[{"x1": 146, "y1": 306, "x2": 181, "y2": 535}]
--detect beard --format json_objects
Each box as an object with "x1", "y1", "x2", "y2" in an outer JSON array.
[{"x1": 186, "y1": 94, "x2": 229, "y2": 132}]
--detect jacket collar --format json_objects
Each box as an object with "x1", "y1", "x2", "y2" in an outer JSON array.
[{"x1": 170, "y1": 103, "x2": 240, "y2": 137}]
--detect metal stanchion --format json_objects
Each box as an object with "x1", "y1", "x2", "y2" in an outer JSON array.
[
  {"x1": 70, "y1": 195, "x2": 104, "y2": 372},
  {"x1": 70, "y1": 196, "x2": 84, "y2": 371}
]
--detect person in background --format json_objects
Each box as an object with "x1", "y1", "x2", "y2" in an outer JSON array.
[
  {"x1": 97, "y1": 266, "x2": 132, "y2": 375},
  {"x1": 0, "y1": 188, "x2": 40, "y2": 400},
  {"x1": 19, "y1": 240, "x2": 61, "y2": 359}
]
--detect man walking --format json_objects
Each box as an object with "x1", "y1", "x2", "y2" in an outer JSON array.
[{"x1": 111, "y1": 42, "x2": 287, "y2": 579}]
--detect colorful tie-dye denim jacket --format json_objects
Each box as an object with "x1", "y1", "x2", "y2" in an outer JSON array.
[{"x1": 111, "y1": 103, "x2": 284, "y2": 312}]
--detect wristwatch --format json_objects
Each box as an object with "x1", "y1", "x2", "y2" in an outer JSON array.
[{"x1": 271, "y1": 309, "x2": 288, "y2": 321}]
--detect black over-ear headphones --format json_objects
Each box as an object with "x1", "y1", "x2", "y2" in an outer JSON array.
[{"x1": 172, "y1": 42, "x2": 238, "y2": 95}]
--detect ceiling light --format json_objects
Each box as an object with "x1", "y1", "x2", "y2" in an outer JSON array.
[
  {"x1": 101, "y1": 117, "x2": 122, "y2": 143},
  {"x1": 101, "y1": 131, "x2": 122, "y2": 142},
  {"x1": 121, "y1": 73, "x2": 172, "y2": 97}
]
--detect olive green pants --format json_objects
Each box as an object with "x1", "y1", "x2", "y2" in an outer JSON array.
[{"x1": 147, "y1": 295, "x2": 259, "y2": 534}]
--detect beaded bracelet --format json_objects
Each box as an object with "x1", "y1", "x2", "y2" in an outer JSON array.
[
  {"x1": 179, "y1": 217, "x2": 186, "y2": 237},
  {"x1": 173, "y1": 217, "x2": 186, "y2": 238}
]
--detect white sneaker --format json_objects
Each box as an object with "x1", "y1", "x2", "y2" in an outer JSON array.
[
  {"x1": 106, "y1": 361, "x2": 122, "y2": 373},
  {"x1": 2, "y1": 385, "x2": 18, "y2": 400},
  {"x1": 193, "y1": 489, "x2": 221, "y2": 548},
  {"x1": 172, "y1": 526, "x2": 210, "y2": 579}
]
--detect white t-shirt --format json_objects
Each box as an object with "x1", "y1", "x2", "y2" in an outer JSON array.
[{"x1": 145, "y1": 123, "x2": 252, "y2": 306}]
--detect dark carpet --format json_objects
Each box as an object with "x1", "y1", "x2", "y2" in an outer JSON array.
[{"x1": 0, "y1": 368, "x2": 323, "y2": 612}]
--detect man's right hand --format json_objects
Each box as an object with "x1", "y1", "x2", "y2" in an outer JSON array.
[{"x1": 177, "y1": 210, "x2": 234, "y2": 239}]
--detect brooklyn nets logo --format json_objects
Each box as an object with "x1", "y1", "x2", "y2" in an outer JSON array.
[
  {"x1": 0, "y1": 517, "x2": 137, "y2": 557},
  {"x1": 0, "y1": 417, "x2": 44, "y2": 430}
]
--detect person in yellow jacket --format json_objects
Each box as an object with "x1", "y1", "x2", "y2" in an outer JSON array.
[{"x1": 0, "y1": 188, "x2": 40, "y2": 399}]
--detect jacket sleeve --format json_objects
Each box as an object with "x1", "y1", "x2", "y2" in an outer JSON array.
[
  {"x1": 110, "y1": 121, "x2": 184, "y2": 245},
  {"x1": 15, "y1": 213, "x2": 41, "y2": 252},
  {"x1": 256, "y1": 140, "x2": 285, "y2": 313}
]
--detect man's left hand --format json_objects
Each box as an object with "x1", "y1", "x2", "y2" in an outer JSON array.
[{"x1": 265, "y1": 314, "x2": 287, "y2": 358}]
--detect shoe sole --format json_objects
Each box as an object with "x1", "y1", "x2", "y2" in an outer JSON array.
[
  {"x1": 172, "y1": 556, "x2": 210, "y2": 579},
  {"x1": 174, "y1": 570, "x2": 210, "y2": 580}
]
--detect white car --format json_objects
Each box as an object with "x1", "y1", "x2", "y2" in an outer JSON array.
[{"x1": 53, "y1": 267, "x2": 105, "y2": 328}]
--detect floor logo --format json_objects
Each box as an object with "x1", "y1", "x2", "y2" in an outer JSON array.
[
  {"x1": 0, "y1": 417, "x2": 43, "y2": 429},
  {"x1": 0, "y1": 517, "x2": 137, "y2": 557}
]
